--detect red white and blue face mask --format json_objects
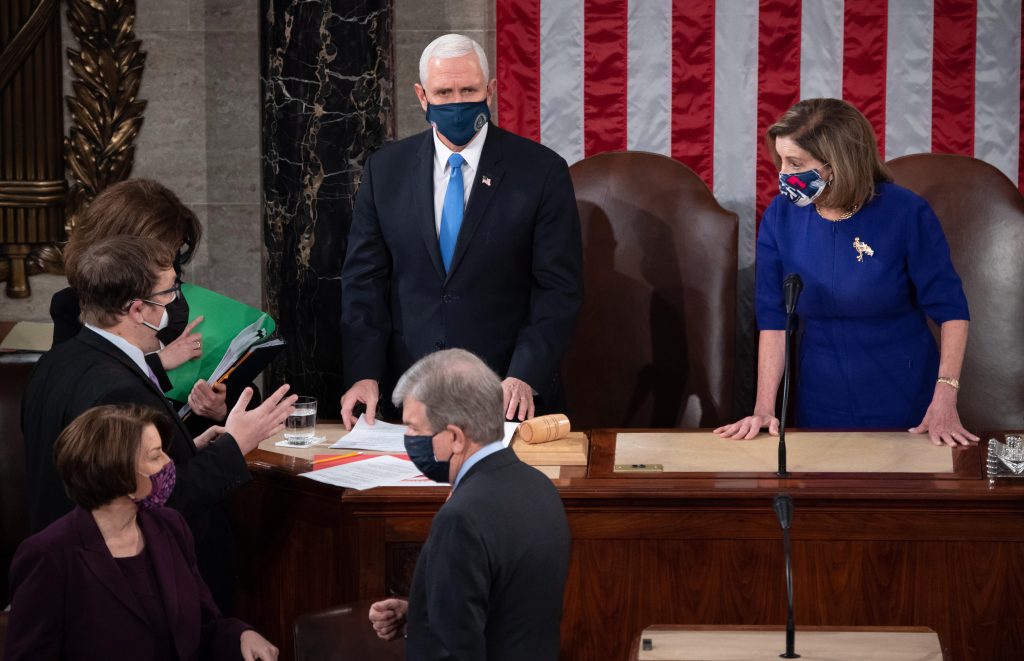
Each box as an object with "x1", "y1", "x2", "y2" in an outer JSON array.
[{"x1": 779, "y1": 167, "x2": 829, "y2": 207}]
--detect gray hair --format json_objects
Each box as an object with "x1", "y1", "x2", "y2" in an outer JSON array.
[
  {"x1": 392, "y1": 349, "x2": 504, "y2": 445},
  {"x1": 418, "y1": 33, "x2": 489, "y2": 86}
]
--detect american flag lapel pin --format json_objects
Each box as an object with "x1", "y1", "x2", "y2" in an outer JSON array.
[{"x1": 481, "y1": 175, "x2": 492, "y2": 187}]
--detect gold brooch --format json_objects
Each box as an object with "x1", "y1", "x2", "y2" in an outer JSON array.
[{"x1": 853, "y1": 237, "x2": 874, "y2": 262}]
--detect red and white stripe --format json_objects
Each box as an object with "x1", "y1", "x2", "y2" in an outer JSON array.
[{"x1": 497, "y1": 0, "x2": 1023, "y2": 273}]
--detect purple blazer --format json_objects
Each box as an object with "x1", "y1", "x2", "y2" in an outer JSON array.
[{"x1": 3, "y1": 506, "x2": 251, "y2": 661}]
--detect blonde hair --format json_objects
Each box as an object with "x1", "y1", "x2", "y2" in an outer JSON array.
[{"x1": 766, "y1": 98, "x2": 892, "y2": 210}]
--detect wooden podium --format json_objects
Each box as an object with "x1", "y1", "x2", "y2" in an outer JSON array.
[
  {"x1": 628, "y1": 625, "x2": 945, "y2": 660},
  {"x1": 230, "y1": 428, "x2": 1024, "y2": 661}
]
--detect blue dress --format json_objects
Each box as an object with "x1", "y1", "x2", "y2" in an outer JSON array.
[{"x1": 755, "y1": 182, "x2": 969, "y2": 428}]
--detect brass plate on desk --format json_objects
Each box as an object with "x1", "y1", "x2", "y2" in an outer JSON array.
[{"x1": 615, "y1": 463, "x2": 663, "y2": 472}]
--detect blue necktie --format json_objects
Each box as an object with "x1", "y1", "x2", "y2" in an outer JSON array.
[{"x1": 439, "y1": 153, "x2": 466, "y2": 272}]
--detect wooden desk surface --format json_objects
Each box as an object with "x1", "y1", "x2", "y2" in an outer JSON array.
[
  {"x1": 630, "y1": 625, "x2": 945, "y2": 661},
  {"x1": 236, "y1": 428, "x2": 1024, "y2": 661}
]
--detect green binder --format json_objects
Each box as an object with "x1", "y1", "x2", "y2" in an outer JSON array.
[{"x1": 164, "y1": 284, "x2": 276, "y2": 402}]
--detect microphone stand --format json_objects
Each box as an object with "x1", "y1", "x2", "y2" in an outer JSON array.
[
  {"x1": 773, "y1": 494, "x2": 799, "y2": 659},
  {"x1": 778, "y1": 273, "x2": 803, "y2": 477}
]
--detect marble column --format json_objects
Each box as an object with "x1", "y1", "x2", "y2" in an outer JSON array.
[{"x1": 261, "y1": 0, "x2": 393, "y2": 418}]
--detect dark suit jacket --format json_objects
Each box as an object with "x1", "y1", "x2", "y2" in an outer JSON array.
[
  {"x1": 3, "y1": 506, "x2": 250, "y2": 660},
  {"x1": 49, "y1": 287, "x2": 260, "y2": 435},
  {"x1": 20, "y1": 328, "x2": 251, "y2": 606},
  {"x1": 406, "y1": 448, "x2": 571, "y2": 661},
  {"x1": 341, "y1": 124, "x2": 583, "y2": 404}
]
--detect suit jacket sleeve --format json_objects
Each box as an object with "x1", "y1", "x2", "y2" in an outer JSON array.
[
  {"x1": 423, "y1": 508, "x2": 489, "y2": 660},
  {"x1": 163, "y1": 511, "x2": 252, "y2": 660},
  {"x1": 341, "y1": 154, "x2": 394, "y2": 386},
  {"x1": 95, "y1": 384, "x2": 251, "y2": 521},
  {"x1": 4, "y1": 538, "x2": 65, "y2": 660},
  {"x1": 506, "y1": 156, "x2": 583, "y2": 392}
]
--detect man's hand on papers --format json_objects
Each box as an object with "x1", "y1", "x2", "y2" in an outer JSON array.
[
  {"x1": 502, "y1": 377, "x2": 535, "y2": 422},
  {"x1": 225, "y1": 385, "x2": 298, "y2": 454},
  {"x1": 158, "y1": 316, "x2": 204, "y2": 370},
  {"x1": 188, "y1": 379, "x2": 228, "y2": 421},
  {"x1": 369, "y1": 598, "x2": 408, "y2": 641},
  {"x1": 340, "y1": 379, "x2": 380, "y2": 430}
]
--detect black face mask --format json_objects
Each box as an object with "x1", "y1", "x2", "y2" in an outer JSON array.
[
  {"x1": 156, "y1": 287, "x2": 190, "y2": 345},
  {"x1": 403, "y1": 434, "x2": 450, "y2": 483}
]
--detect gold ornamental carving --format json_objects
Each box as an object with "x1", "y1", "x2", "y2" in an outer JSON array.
[
  {"x1": 0, "y1": 0, "x2": 66, "y2": 297},
  {"x1": 63, "y1": 0, "x2": 147, "y2": 225}
]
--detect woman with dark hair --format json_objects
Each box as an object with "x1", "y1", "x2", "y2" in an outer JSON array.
[
  {"x1": 52, "y1": 179, "x2": 230, "y2": 422},
  {"x1": 4, "y1": 404, "x2": 279, "y2": 661},
  {"x1": 716, "y1": 98, "x2": 976, "y2": 445}
]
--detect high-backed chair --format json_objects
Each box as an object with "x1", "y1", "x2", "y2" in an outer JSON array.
[
  {"x1": 889, "y1": 153, "x2": 1024, "y2": 429},
  {"x1": 0, "y1": 359, "x2": 32, "y2": 606},
  {"x1": 294, "y1": 599, "x2": 405, "y2": 661},
  {"x1": 565, "y1": 152, "x2": 738, "y2": 429}
]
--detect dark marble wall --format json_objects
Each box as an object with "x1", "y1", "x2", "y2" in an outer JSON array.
[{"x1": 261, "y1": 0, "x2": 394, "y2": 418}]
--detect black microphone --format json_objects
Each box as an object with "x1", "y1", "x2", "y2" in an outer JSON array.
[
  {"x1": 778, "y1": 273, "x2": 802, "y2": 477},
  {"x1": 773, "y1": 493, "x2": 793, "y2": 530},
  {"x1": 783, "y1": 273, "x2": 803, "y2": 315},
  {"x1": 773, "y1": 494, "x2": 799, "y2": 659}
]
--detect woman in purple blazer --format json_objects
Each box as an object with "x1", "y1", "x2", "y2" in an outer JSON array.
[{"x1": 4, "y1": 404, "x2": 278, "y2": 661}]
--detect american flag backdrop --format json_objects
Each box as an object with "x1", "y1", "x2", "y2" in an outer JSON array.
[{"x1": 496, "y1": 0, "x2": 1023, "y2": 277}]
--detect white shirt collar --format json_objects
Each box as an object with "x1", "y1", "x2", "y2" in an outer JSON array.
[
  {"x1": 432, "y1": 121, "x2": 488, "y2": 174},
  {"x1": 85, "y1": 324, "x2": 152, "y2": 377}
]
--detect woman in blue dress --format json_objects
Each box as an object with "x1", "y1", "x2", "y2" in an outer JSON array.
[{"x1": 716, "y1": 98, "x2": 978, "y2": 446}]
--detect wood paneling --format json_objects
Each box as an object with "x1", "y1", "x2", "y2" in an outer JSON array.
[{"x1": 234, "y1": 431, "x2": 1024, "y2": 661}]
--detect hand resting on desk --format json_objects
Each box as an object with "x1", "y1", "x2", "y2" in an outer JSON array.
[
  {"x1": 714, "y1": 414, "x2": 780, "y2": 440},
  {"x1": 340, "y1": 378, "x2": 380, "y2": 430}
]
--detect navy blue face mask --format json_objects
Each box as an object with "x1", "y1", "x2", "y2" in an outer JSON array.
[
  {"x1": 426, "y1": 100, "x2": 491, "y2": 147},
  {"x1": 404, "y1": 434, "x2": 451, "y2": 483}
]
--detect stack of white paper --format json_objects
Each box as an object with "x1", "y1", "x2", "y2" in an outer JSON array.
[
  {"x1": 300, "y1": 455, "x2": 423, "y2": 490},
  {"x1": 331, "y1": 414, "x2": 520, "y2": 451},
  {"x1": 330, "y1": 415, "x2": 408, "y2": 452}
]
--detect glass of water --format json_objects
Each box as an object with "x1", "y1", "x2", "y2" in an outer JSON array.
[{"x1": 284, "y1": 396, "x2": 318, "y2": 445}]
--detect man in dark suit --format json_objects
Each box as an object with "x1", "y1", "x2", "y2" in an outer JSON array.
[
  {"x1": 368, "y1": 349, "x2": 571, "y2": 660},
  {"x1": 21, "y1": 235, "x2": 296, "y2": 608},
  {"x1": 340, "y1": 33, "x2": 583, "y2": 427}
]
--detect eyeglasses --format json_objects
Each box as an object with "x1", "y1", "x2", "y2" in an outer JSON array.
[{"x1": 130, "y1": 282, "x2": 181, "y2": 309}]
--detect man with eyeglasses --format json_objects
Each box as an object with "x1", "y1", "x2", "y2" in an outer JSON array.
[{"x1": 21, "y1": 235, "x2": 297, "y2": 611}]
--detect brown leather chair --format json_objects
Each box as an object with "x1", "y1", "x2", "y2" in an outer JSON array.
[
  {"x1": 565, "y1": 151, "x2": 738, "y2": 429},
  {"x1": 294, "y1": 599, "x2": 405, "y2": 661},
  {"x1": 0, "y1": 358, "x2": 33, "y2": 607},
  {"x1": 889, "y1": 153, "x2": 1024, "y2": 430}
]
